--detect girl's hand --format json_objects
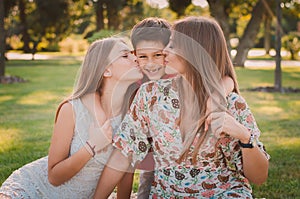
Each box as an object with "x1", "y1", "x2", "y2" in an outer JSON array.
[
  {"x1": 205, "y1": 76, "x2": 233, "y2": 132},
  {"x1": 94, "y1": 93, "x2": 107, "y2": 125},
  {"x1": 86, "y1": 120, "x2": 112, "y2": 156},
  {"x1": 209, "y1": 111, "x2": 250, "y2": 143}
]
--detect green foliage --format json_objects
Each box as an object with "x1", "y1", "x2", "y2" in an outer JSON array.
[
  {"x1": 59, "y1": 35, "x2": 89, "y2": 53},
  {"x1": 282, "y1": 32, "x2": 300, "y2": 60},
  {"x1": 184, "y1": 3, "x2": 210, "y2": 18},
  {"x1": 120, "y1": 0, "x2": 144, "y2": 31},
  {"x1": 87, "y1": 30, "x2": 120, "y2": 43}
]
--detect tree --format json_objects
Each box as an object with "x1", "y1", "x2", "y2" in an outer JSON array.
[
  {"x1": 207, "y1": 0, "x2": 260, "y2": 60},
  {"x1": 0, "y1": 0, "x2": 5, "y2": 76},
  {"x1": 207, "y1": 0, "x2": 233, "y2": 56},
  {"x1": 0, "y1": 0, "x2": 18, "y2": 76},
  {"x1": 120, "y1": 0, "x2": 144, "y2": 30},
  {"x1": 282, "y1": 32, "x2": 300, "y2": 60},
  {"x1": 169, "y1": 0, "x2": 192, "y2": 17},
  {"x1": 233, "y1": 0, "x2": 266, "y2": 66},
  {"x1": 19, "y1": 0, "x2": 30, "y2": 53},
  {"x1": 24, "y1": 0, "x2": 73, "y2": 58},
  {"x1": 106, "y1": 0, "x2": 126, "y2": 30},
  {"x1": 94, "y1": 0, "x2": 104, "y2": 31},
  {"x1": 263, "y1": 14, "x2": 272, "y2": 54},
  {"x1": 274, "y1": 0, "x2": 282, "y2": 91}
]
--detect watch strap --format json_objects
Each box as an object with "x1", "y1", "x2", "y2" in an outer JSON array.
[{"x1": 238, "y1": 134, "x2": 255, "y2": 148}]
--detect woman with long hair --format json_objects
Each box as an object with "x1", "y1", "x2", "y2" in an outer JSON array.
[
  {"x1": 0, "y1": 38, "x2": 143, "y2": 198},
  {"x1": 94, "y1": 17, "x2": 269, "y2": 198}
]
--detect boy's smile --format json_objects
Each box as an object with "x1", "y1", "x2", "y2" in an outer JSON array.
[{"x1": 135, "y1": 41, "x2": 166, "y2": 80}]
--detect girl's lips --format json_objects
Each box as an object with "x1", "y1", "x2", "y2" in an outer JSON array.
[{"x1": 133, "y1": 65, "x2": 142, "y2": 72}]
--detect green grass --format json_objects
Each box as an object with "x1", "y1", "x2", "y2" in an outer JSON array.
[
  {"x1": 1, "y1": 60, "x2": 300, "y2": 198},
  {"x1": 234, "y1": 67, "x2": 300, "y2": 198}
]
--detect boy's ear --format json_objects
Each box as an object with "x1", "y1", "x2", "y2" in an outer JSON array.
[{"x1": 103, "y1": 68, "x2": 112, "y2": 77}]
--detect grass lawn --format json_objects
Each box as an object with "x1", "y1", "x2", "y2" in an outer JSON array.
[{"x1": 0, "y1": 59, "x2": 299, "y2": 198}]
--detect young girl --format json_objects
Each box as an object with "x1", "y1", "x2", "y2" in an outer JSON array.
[
  {"x1": 94, "y1": 17, "x2": 269, "y2": 198},
  {"x1": 0, "y1": 38, "x2": 143, "y2": 198}
]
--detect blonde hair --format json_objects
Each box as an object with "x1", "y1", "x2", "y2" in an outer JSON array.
[
  {"x1": 172, "y1": 16, "x2": 240, "y2": 163},
  {"x1": 55, "y1": 37, "x2": 124, "y2": 122}
]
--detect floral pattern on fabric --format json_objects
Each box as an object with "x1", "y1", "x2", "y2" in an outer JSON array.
[{"x1": 113, "y1": 78, "x2": 270, "y2": 198}]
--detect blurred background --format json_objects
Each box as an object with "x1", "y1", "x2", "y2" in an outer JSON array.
[
  {"x1": 1, "y1": 0, "x2": 299, "y2": 67},
  {"x1": 0, "y1": 1, "x2": 300, "y2": 198}
]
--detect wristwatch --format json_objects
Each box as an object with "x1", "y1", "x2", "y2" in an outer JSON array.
[{"x1": 238, "y1": 134, "x2": 257, "y2": 148}]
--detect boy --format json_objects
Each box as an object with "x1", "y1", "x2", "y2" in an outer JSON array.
[
  {"x1": 130, "y1": 17, "x2": 172, "y2": 199},
  {"x1": 109, "y1": 17, "x2": 234, "y2": 199}
]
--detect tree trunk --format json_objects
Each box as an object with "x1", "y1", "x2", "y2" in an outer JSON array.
[
  {"x1": 31, "y1": 38, "x2": 41, "y2": 61},
  {"x1": 0, "y1": 0, "x2": 6, "y2": 76},
  {"x1": 106, "y1": 1, "x2": 120, "y2": 30},
  {"x1": 233, "y1": 0, "x2": 265, "y2": 67},
  {"x1": 169, "y1": 0, "x2": 192, "y2": 18},
  {"x1": 274, "y1": 0, "x2": 282, "y2": 91},
  {"x1": 264, "y1": 14, "x2": 272, "y2": 54},
  {"x1": 95, "y1": 1, "x2": 104, "y2": 31},
  {"x1": 19, "y1": 0, "x2": 30, "y2": 53},
  {"x1": 207, "y1": 0, "x2": 231, "y2": 57}
]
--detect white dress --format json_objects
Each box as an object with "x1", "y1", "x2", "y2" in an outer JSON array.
[{"x1": 0, "y1": 98, "x2": 122, "y2": 199}]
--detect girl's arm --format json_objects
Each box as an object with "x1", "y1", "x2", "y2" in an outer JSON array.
[
  {"x1": 205, "y1": 76, "x2": 234, "y2": 131},
  {"x1": 210, "y1": 95, "x2": 269, "y2": 185},
  {"x1": 93, "y1": 149, "x2": 131, "y2": 199},
  {"x1": 222, "y1": 76, "x2": 234, "y2": 95},
  {"x1": 220, "y1": 114, "x2": 269, "y2": 184},
  {"x1": 48, "y1": 102, "x2": 92, "y2": 186},
  {"x1": 117, "y1": 172, "x2": 134, "y2": 199},
  {"x1": 240, "y1": 139, "x2": 269, "y2": 185}
]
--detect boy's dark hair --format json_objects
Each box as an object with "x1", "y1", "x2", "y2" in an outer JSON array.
[{"x1": 131, "y1": 17, "x2": 171, "y2": 49}]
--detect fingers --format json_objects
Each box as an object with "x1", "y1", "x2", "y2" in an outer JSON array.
[
  {"x1": 102, "y1": 119, "x2": 111, "y2": 130},
  {"x1": 205, "y1": 97, "x2": 212, "y2": 132},
  {"x1": 204, "y1": 115, "x2": 211, "y2": 132},
  {"x1": 208, "y1": 111, "x2": 227, "y2": 138},
  {"x1": 101, "y1": 120, "x2": 112, "y2": 140}
]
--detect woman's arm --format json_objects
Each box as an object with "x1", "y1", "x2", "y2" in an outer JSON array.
[
  {"x1": 93, "y1": 149, "x2": 131, "y2": 199},
  {"x1": 48, "y1": 102, "x2": 92, "y2": 186},
  {"x1": 210, "y1": 95, "x2": 269, "y2": 185}
]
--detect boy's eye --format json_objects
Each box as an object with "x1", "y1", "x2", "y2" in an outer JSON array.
[
  {"x1": 138, "y1": 55, "x2": 147, "y2": 59},
  {"x1": 155, "y1": 53, "x2": 164, "y2": 58},
  {"x1": 122, "y1": 54, "x2": 128, "y2": 58}
]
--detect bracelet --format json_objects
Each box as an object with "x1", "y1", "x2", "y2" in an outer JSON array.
[{"x1": 85, "y1": 141, "x2": 96, "y2": 157}]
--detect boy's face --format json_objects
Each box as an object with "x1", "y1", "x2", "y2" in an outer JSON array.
[{"x1": 135, "y1": 41, "x2": 166, "y2": 80}]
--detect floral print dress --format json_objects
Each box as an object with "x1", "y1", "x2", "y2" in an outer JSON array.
[{"x1": 113, "y1": 78, "x2": 270, "y2": 199}]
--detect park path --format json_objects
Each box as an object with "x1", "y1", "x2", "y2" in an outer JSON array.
[{"x1": 6, "y1": 50, "x2": 300, "y2": 68}]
